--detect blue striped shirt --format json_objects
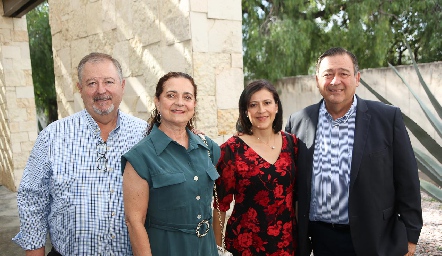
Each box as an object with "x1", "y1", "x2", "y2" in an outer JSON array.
[
  {"x1": 309, "y1": 96, "x2": 357, "y2": 224},
  {"x1": 13, "y1": 109, "x2": 147, "y2": 255}
]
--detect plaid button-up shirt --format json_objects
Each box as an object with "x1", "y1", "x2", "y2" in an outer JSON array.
[{"x1": 13, "y1": 109, "x2": 147, "y2": 255}]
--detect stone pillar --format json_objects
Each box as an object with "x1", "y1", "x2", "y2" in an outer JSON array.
[
  {"x1": 48, "y1": 0, "x2": 243, "y2": 143},
  {"x1": 0, "y1": 2, "x2": 38, "y2": 191}
]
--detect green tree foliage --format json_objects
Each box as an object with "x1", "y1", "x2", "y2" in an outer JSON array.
[
  {"x1": 26, "y1": 1, "x2": 57, "y2": 128},
  {"x1": 242, "y1": 0, "x2": 442, "y2": 81}
]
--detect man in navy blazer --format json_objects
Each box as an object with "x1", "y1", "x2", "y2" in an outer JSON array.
[{"x1": 285, "y1": 47, "x2": 422, "y2": 256}]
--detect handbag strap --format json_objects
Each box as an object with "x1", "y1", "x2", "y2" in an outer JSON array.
[{"x1": 197, "y1": 134, "x2": 227, "y2": 251}]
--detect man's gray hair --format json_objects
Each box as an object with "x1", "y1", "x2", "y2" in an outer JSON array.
[{"x1": 77, "y1": 52, "x2": 123, "y2": 83}]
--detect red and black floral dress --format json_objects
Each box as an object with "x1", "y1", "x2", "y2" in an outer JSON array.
[{"x1": 214, "y1": 131, "x2": 298, "y2": 256}]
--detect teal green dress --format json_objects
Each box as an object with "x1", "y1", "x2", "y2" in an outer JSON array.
[{"x1": 122, "y1": 124, "x2": 220, "y2": 256}]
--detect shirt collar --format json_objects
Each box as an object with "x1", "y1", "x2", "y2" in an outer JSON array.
[
  {"x1": 83, "y1": 109, "x2": 122, "y2": 137},
  {"x1": 150, "y1": 124, "x2": 208, "y2": 155},
  {"x1": 320, "y1": 95, "x2": 358, "y2": 123}
]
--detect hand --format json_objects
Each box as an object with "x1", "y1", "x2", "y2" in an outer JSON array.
[{"x1": 404, "y1": 242, "x2": 416, "y2": 256}]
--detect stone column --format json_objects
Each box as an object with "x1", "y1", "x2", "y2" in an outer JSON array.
[
  {"x1": 0, "y1": 2, "x2": 38, "y2": 191},
  {"x1": 48, "y1": 0, "x2": 243, "y2": 143}
]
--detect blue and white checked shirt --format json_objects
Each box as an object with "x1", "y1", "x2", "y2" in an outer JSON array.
[
  {"x1": 13, "y1": 109, "x2": 147, "y2": 256},
  {"x1": 309, "y1": 96, "x2": 357, "y2": 224}
]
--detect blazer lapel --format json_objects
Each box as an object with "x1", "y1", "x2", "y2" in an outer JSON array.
[
  {"x1": 305, "y1": 102, "x2": 321, "y2": 191},
  {"x1": 350, "y1": 96, "x2": 371, "y2": 189}
]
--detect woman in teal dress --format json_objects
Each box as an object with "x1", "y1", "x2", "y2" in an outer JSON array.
[{"x1": 122, "y1": 72, "x2": 220, "y2": 256}]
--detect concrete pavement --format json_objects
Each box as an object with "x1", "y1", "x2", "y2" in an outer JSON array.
[{"x1": 0, "y1": 185, "x2": 51, "y2": 255}]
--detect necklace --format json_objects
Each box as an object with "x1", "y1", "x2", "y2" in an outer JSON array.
[{"x1": 256, "y1": 134, "x2": 276, "y2": 149}]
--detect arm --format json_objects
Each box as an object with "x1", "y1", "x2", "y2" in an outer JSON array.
[
  {"x1": 212, "y1": 140, "x2": 235, "y2": 247},
  {"x1": 123, "y1": 162, "x2": 151, "y2": 256},
  {"x1": 212, "y1": 208, "x2": 227, "y2": 247},
  {"x1": 392, "y1": 108, "x2": 422, "y2": 243},
  {"x1": 13, "y1": 130, "x2": 51, "y2": 250},
  {"x1": 25, "y1": 248, "x2": 45, "y2": 256}
]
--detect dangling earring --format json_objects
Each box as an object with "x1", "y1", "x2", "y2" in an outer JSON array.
[
  {"x1": 187, "y1": 115, "x2": 195, "y2": 129},
  {"x1": 157, "y1": 112, "x2": 162, "y2": 123}
]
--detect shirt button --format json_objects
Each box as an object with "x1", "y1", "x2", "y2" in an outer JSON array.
[
  {"x1": 196, "y1": 196, "x2": 201, "y2": 200},
  {"x1": 112, "y1": 212, "x2": 116, "y2": 216},
  {"x1": 110, "y1": 189, "x2": 114, "y2": 193},
  {"x1": 112, "y1": 235, "x2": 115, "y2": 239},
  {"x1": 194, "y1": 176, "x2": 199, "y2": 181},
  {"x1": 197, "y1": 214, "x2": 202, "y2": 219}
]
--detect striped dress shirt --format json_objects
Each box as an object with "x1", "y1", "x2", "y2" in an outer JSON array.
[{"x1": 309, "y1": 96, "x2": 357, "y2": 224}]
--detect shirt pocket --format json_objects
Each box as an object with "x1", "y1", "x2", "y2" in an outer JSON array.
[
  {"x1": 150, "y1": 171, "x2": 188, "y2": 210},
  {"x1": 151, "y1": 172, "x2": 186, "y2": 188}
]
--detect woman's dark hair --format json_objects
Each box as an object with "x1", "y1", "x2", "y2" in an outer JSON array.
[
  {"x1": 147, "y1": 72, "x2": 197, "y2": 134},
  {"x1": 236, "y1": 79, "x2": 283, "y2": 135}
]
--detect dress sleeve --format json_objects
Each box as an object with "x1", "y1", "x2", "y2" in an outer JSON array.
[
  {"x1": 122, "y1": 143, "x2": 152, "y2": 187},
  {"x1": 13, "y1": 129, "x2": 51, "y2": 250},
  {"x1": 392, "y1": 107, "x2": 422, "y2": 243},
  {"x1": 214, "y1": 139, "x2": 236, "y2": 212}
]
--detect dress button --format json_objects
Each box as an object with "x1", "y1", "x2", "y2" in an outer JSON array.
[
  {"x1": 197, "y1": 214, "x2": 202, "y2": 219},
  {"x1": 194, "y1": 176, "x2": 199, "y2": 181},
  {"x1": 196, "y1": 196, "x2": 201, "y2": 200}
]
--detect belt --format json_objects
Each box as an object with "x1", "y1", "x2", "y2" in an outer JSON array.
[
  {"x1": 315, "y1": 221, "x2": 350, "y2": 230},
  {"x1": 148, "y1": 216, "x2": 212, "y2": 238}
]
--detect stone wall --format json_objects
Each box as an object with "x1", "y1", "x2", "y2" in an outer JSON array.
[
  {"x1": 0, "y1": 1, "x2": 38, "y2": 191},
  {"x1": 47, "y1": 0, "x2": 244, "y2": 144},
  {"x1": 275, "y1": 61, "x2": 442, "y2": 152}
]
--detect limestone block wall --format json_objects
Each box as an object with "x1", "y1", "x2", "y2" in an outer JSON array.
[
  {"x1": 275, "y1": 61, "x2": 442, "y2": 152},
  {"x1": 47, "y1": 0, "x2": 243, "y2": 144},
  {"x1": 0, "y1": 2, "x2": 38, "y2": 190}
]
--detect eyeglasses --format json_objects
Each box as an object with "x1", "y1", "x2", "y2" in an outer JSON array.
[{"x1": 96, "y1": 141, "x2": 108, "y2": 171}]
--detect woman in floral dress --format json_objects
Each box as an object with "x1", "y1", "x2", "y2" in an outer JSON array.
[{"x1": 213, "y1": 80, "x2": 298, "y2": 256}]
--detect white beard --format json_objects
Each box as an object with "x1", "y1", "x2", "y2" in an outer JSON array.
[{"x1": 93, "y1": 104, "x2": 115, "y2": 115}]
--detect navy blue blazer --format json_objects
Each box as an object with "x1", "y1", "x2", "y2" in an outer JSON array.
[{"x1": 285, "y1": 95, "x2": 423, "y2": 256}]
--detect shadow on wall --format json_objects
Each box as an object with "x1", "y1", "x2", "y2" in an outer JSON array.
[{"x1": 50, "y1": 1, "x2": 193, "y2": 123}]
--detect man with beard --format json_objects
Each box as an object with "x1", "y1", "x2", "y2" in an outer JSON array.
[{"x1": 13, "y1": 52, "x2": 147, "y2": 256}]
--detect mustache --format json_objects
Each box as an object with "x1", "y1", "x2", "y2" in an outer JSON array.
[{"x1": 93, "y1": 95, "x2": 112, "y2": 101}]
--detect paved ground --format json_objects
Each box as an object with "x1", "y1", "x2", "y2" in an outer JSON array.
[
  {"x1": 1, "y1": 185, "x2": 440, "y2": 255},
  {"x1": 0, "y1": 185, "x2": 51, "y2": 255}
]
